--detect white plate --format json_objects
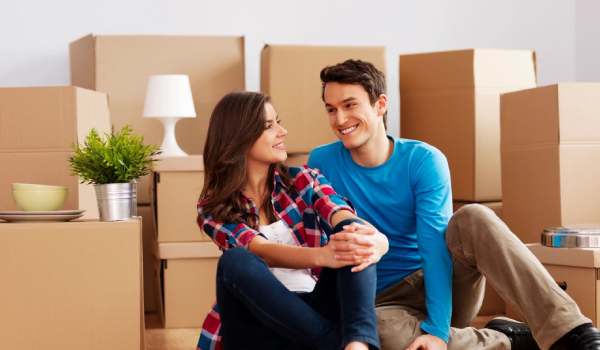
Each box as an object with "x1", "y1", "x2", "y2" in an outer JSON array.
[
  {"x1": 0, "y1": 213, "x2": 85, "y2": 223},
  {"x1": 0, "y1": 210, "x2": 86, "y2": 216}
]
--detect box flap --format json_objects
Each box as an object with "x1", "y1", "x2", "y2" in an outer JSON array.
[
  {"x1": 0, "y1": 87, "x2": 78, "y2": 151},
  {"x1": 557, "y1": 83, "x2": 600, "y2": 143},
  {"x1": 151, "y1": 155, "x2": 204, "y2": 172},
  {"x1": 152, "y1": 239, "x2": 221, "y2": 260},
  {"x1": 69, "y1": 34, "x2": 96, "y2": 90},
  {"x1": 501, "y1": 85, "x2": 559, "y2": 148},
  {"x1": 473, "y1": 50, "x2": 537, "y2": 89},
  {"x1": 400, "y1": 49, "x2": 536, "y2": 91},
  {"x1": 528, "y1": 243, "x2": 600, "y2": 268}
]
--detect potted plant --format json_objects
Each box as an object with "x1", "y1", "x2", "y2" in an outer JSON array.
[{"x1": 68, "y1": 125, "x2": 161, "y2": 222}]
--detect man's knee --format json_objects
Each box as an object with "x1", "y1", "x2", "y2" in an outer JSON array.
[
  {"x1": 377, "y1": 306, "x2": 425, "y2": 350},
  {"x1": 450, "y1": 204, "x2": 496, "y2": 226}
]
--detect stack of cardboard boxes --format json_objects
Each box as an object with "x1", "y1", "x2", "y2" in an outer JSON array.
[
  {"x1": 261, "y1": 45, "x2": 386, "y2": 168},
  {"x1": 501, "y1": 83, "x2": 600, "y2": 321},
  {"x1": 400, "y1": 49, "x2": 538, "y2": 315},
  {"x1": 69, "y1": 34, "x2": 245, "y2": 326}
]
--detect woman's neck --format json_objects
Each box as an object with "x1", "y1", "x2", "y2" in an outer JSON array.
[{"x1": 242, "y1": 159, "x2": 271, "y2": 203}]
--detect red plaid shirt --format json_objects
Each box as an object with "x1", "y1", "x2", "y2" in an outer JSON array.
[{"x1": 196, "y1": 166, "x2": 355, "y2": 350}]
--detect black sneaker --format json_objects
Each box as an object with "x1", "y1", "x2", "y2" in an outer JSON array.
[
  {"x1": 564, "y1": 324, "x2": 600, "y2": 350},
  {"x1": 485, "y1": 317, "x2": 540, "y2": 350}
]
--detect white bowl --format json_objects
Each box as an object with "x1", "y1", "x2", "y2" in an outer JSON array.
[
  {"x1": 12, "y1": 190, "x2": 69, "y2": 211},
  {"x1": 12, "y1": 183, "x2": 69, "y2": 192}
]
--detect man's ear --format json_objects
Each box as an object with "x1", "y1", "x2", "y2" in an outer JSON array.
[{"x1": 376, "y1": 94, "x2": 388, "y2": 117}]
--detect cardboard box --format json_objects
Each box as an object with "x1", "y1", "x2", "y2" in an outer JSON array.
[
  {"x1": 70, "y1": 34, "x2": 245, "y2": 204},
  {"x1": 284, "y1": 154, "x2": 309, "y2": 168},
  {"x1": 261, "y1": 45, "x2": 386, "y2": 153},
  {"x1": 506, "y1": 244, "x2": 600, "y2": 325},
  {"x1": 152, "y1": 240, "x2": 220, "y2": 328},
  {"x1": 453, "y1": 201, "x2": 505, "y2": 315},
  {"x1": 0, "y1": 86, "x2": 111, "y2": 220},
  {"x1": 400, "y1": 49, "x2": 537, "y2": 202},
  {"x1": 139, "y1": 205, "x2": 157, "y2": 312},
  {"x1": 0, "y1": 218, "x2": 145, "y2": 350},
  {"x1": 501, "y1": 83, "x2": 600, "y2": 244},
  {"x1": 150, "y1": 155, "x2": 210, "y2": 243}
]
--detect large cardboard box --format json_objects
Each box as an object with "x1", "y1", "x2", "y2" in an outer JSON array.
[
  {"x1": 400, "y1": 49, "x2": 537, "y2": 202},
  {"x1": 453, "y1": 202, "x2": 504, "y2": 315},
  {"x1": 150, "y1": 155, "x2": 210, "y2": 243},
  {"x1": 70, "y1": 34, "x2": 245, "y2": 204},
  {"x1": 501, "y1": 83, "x2": 600, "y2": 244},
  {"x1": 506, "y1": 244, "x2": 600, "y2": 325},
  {"x1": 0, "y1": 218, "x2": 145, "y2": 350},
  {"x1": 152, "y1": 240, "x2": 221, "y2": 328},
  {"x1": 261, "y1": 45, "x2": 386, "y2": 153},
  {"x1": 0, "y1": 86, "x2": 111, "y2": 220}
]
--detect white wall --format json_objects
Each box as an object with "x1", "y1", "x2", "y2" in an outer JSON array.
[
  {"x1": 575, "y1": 0, "x2": 600, "y2": 82},
  {"x1": 0, "y1": 0, "x2": 576, "y2": 137}
]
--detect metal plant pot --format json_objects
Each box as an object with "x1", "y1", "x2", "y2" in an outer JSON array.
[{"x1": 94, "y1": 182, "x2": 137, "y2": 222}]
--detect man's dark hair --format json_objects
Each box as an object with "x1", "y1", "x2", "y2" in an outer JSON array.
[{"x1": 320, "y1": 59, "x2": 387, "y2": 130}]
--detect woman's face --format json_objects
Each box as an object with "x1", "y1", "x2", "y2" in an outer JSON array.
[{"x1": 247, "y1": 102, "x2": 288, "y2": 166}]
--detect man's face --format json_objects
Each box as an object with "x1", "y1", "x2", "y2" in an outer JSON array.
[{"x1": 323, "y1": 82, "x2": 384, "y2": 150}]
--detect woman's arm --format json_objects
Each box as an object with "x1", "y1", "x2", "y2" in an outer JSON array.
[{"x1": 248, "y1": 235, "x2": 354, "y2": 269}]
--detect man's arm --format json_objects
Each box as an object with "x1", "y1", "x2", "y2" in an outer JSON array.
[{"x1": 411, "y1": 148, "x2": 453, "y2": 345}]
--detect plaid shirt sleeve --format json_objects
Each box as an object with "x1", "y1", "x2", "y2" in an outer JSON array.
[
  {"x1": 197, "y1": 200, "x2": 266, "y2": 250},
  {"x1": 294, "y1": 167, "x2": 356, "y2": 232}
]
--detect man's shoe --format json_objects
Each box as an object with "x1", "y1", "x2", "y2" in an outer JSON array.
[
  {"x1": 556, "y1": 323, "x2": 600, "y2": 350},
  {"x1": 485, "y1": 317, "x2": 540, "y2": 350}
]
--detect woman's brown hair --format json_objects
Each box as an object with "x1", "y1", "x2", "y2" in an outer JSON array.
[{"x1": 199, "y1": 91, "x2": 294, "y2": 228}]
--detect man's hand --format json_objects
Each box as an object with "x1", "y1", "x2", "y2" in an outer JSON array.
[
  {"x1": 329, "y1": 222, "x2": 389, "y2": 272},
  {"x1": 406, "y1": 334, "x2": 447, "y2": 350}
]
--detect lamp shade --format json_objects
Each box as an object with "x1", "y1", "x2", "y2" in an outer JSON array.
[{"x1": 142, "y1": 75, "x2": 196, "y2": 118}]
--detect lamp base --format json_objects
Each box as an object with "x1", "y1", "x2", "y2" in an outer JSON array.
[{"x1": 157, "y1": 117, "x2": 188, "y2": 157}]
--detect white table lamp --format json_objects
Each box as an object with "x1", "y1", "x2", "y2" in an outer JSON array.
[{"x1": 143, "y1": 75, "x2": 196, "y2": 157}]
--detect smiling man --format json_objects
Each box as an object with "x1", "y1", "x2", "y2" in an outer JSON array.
[{"x1": 307, "y1": 59, "x2": 600, "y2": 350}]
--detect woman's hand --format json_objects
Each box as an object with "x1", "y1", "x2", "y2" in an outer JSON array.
[
  {"x1": 329, "y1": 223, "x2": 389, "y2": 272},
  {"x1": 315, "y1": 243, "x2": 358, "y2": 269}
]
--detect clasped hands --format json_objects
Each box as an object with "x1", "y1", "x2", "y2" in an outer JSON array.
[{"x1": 325, "y1": 222, "x2": 389, "y2": 272}]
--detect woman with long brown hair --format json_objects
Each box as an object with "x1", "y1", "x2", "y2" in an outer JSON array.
[{"x1": 195, "y1": 91, "x2": 388, "y2": 350}]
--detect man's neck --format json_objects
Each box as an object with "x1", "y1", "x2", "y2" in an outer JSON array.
[{"x1": 349, "y1": 128, "x2": 393, "y2": 168}]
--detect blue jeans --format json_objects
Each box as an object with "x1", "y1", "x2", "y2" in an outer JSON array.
[{"x1": 216, "y1": 219, "x2": 380, "y2": 350}]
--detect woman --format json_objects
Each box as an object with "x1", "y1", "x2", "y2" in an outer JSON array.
[{"x1": 196, "y1": 91, "x2": 388, "y2": 350}]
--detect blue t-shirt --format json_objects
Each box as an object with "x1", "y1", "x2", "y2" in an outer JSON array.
[{"x1": 308, "y1": 136, "x2": 453, "y2": 342}]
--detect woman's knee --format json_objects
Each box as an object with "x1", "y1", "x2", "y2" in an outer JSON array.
[{"x1": 217, "y1": 248, "x2": 261, "y2": 279}]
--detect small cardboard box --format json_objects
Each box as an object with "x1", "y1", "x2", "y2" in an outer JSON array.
[
  {"x1": 150, "y1": 155, "x2": 210, "y2": 243},
  {"x1": 507, "y1": 244, "x2": 600, "y2": 326},
  {"x1": 501, "y1": 83, "x2": 600, "y2": 243},
  {"x1": 261, "y1": 44, "x2": 386, "y2": 153},
  {"x1": 0, "y1": 218, "x2": 145, "y2": 350},
  {"x1": 400, "y1": 49, "x2": 537, "y2": 202},
  {"x1": 152, "y1": 240, "x2": 221, "y2": 328},
  {"x1": 70, "y1": 34, "x2": 245, "y2": 204},
  {"x1": 0, "y1": 86, "x2": 111, "y2": 219}
]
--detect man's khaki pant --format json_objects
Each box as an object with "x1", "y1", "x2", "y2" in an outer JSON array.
[{"x1": 375, "y1": 204, "x2": 590, "y2": 350}]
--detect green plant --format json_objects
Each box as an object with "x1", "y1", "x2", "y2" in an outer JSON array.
[{"x1": 68, "y1": 125, "x2": 161, "y2": 185}]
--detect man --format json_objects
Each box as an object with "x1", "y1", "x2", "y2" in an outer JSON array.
[{"x1": 307, "y1": 59, "x2": 600, "y2": 350}]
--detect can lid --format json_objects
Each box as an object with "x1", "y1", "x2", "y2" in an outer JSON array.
[
  {"x1": 542, "y1": 224, "x2": 600, "y2": 247},
  {"x1": 543, "y1": 224, "x2": 600, "y2": 235}
]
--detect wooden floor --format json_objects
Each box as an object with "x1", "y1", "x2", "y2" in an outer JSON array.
[{"x1": 144, "y1": 313, "x2": 498, "y2": 350}]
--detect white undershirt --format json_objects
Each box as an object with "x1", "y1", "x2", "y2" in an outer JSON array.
[{"x1": 258, "y1": 220, "x2": 317, "y2": 293}]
